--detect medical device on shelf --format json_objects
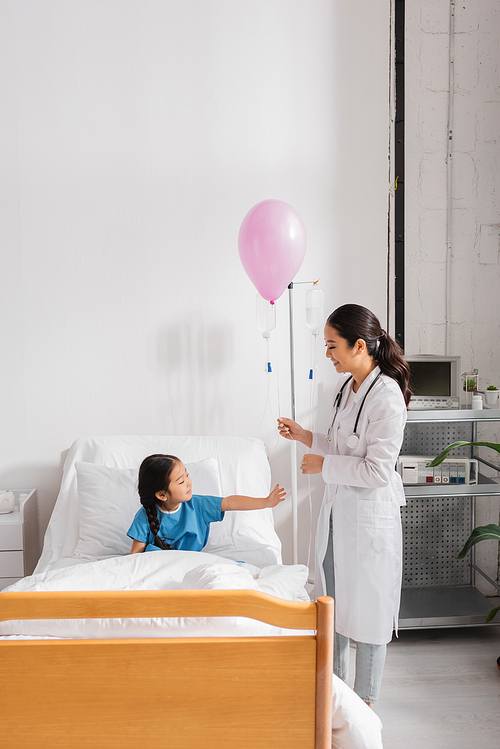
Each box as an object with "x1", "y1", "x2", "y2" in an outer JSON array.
[
  {"x1": 397, "y1": 455, "x2": 478, "y2": 485},
  {"x1": 405, "y1": 354, "x2": 461, "y2": 410}
]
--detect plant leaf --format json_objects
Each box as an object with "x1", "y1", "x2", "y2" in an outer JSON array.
[
  {"x1": 427, "y1": 441, "x2": 500, "y2": 467},
  {"x1": 486, "y1": 606, "x2": 500, "y2": 623},
  {"x1": 456, "y1": 524, "x2": 500, "y2": 559}
]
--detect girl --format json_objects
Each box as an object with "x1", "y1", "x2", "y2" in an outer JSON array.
[
  {"x1": 127, "y1": 453, "x2": 286, "y2": 553},
  {"x1": 278, "y1": 304, "x2": 410, "y2": 706}
]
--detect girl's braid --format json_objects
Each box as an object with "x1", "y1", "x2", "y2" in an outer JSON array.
[
  {"x1": 138, "y1": 454, "x2": 180, "y2": 551},
  {"x1": 145, "y1": 504, "x2": 171, "y2": 550}
]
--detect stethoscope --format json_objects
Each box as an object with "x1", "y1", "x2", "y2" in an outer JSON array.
[{"x1": 326, "y1": 372, "x2": 381, "y2": 448}]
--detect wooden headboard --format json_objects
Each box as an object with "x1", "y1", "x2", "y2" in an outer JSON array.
[{"x1": 0, "y1": 590, "x2": 333, "y2": 749}]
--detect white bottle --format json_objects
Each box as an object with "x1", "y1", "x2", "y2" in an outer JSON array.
[
  {"x1": 255, "y1": 294, "x2": 276, "y2": 338},
  {"x1": 471, "y1": 394, "x2": 483, "y2": 410}
]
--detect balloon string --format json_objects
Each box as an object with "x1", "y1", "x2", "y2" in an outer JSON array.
[
  {"x1": 307, "y1": 473, "x2": 313, "y2": 596},
  {"x1": 274, "y1": 318, "x2": 282, "y2": 419},
  {"x1": 295, "y1": 440, "x2": 314, "y2": 597}
]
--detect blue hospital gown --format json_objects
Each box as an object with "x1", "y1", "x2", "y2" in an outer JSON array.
[{"x1": 126, "y1": 494, "x2": 224, "y2": 551}]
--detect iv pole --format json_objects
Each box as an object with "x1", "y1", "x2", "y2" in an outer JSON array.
[
  {"x1": 288, "y1": 279, "x2": 322, "y2": 564},
  {"x1": 288, "y1": 282, "x2": 299, "y2": 564}
]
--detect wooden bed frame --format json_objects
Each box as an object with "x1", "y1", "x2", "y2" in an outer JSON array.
[{"x1": 0, "y1": 589, "x2": 333, "y2": 749}]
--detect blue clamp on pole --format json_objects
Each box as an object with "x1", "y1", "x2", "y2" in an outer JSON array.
[
  {"x1": 267, "y1": 362, "x2": 272, "y2": 373},
  {"x1": 309, "y1": 368, "x2": 314, "y2": 380}
]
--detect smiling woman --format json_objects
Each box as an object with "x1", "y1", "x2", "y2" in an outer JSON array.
[{"x1": 278, "y1": 304, "x2": 411, "y2": 707}]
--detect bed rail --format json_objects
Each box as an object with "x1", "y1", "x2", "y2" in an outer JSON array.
[
  {"x1": 0, "y1": 588, "x2": 318, "y2": 628},
  {"x1": 0, "y1": 590, "x2": 333, "y2": 749}
]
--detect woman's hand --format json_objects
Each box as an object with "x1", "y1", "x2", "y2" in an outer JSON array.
[
  {"x1": 277, "y1": 418, "x2": 313, "y2": 448},
  {"x1": 266, "y1": 484, "x2": 287, "y2": 508},
  {"x1": 300, "y1": 454, "x2": 324, "y2": 475}
]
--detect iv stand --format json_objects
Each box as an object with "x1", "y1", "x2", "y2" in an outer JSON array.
[
  {"x1": 288, "y1": 279, "x2": 319, "y2": 564},
  {"x1": 288, "y1": 282, "x2": 299, "y2": 564}
]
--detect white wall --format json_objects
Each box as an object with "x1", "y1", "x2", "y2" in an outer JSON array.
[
  {"x1": 0, "y1": 0, "x2": 392, "y2": 566},
  {"x1": 406, "y1": 0, "x2": 500, "y2": 377},
  {"x1": 405, "y1": 0, "x2": 500, "y2": 590}
]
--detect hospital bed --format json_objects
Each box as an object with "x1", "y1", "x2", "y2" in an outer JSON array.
[{"x1": 0, "y1": 435, "x2": 382, "y2": 748}]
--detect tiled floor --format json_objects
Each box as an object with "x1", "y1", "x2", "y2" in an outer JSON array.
[{"x1": 364, "y1": 624, "x2": 500, "y2": 748}]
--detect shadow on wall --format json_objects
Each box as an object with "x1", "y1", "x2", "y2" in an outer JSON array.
[{"x1": 157, "y1": 320, "x2": 236, "y2": 435}]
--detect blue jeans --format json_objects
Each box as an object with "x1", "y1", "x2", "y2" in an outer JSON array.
[{"x1": 323, "y1": 512, "x2": 387, "y2": 703}]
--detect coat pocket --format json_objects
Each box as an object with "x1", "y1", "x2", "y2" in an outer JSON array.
[
  {"x1": 356, "y1": 501, "x2": 395, "y2": 529},
  {"x1": 356, "y1": 502, "x2": 398, "y2": 556}
]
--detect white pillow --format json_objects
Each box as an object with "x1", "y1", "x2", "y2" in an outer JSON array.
[{"x1": 73, "y1": 458, "x2": 221, "y2": 560}]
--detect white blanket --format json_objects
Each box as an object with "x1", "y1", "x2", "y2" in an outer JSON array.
[{"x1": 0, "y1": 550, "x2": 310, "y2": 639}]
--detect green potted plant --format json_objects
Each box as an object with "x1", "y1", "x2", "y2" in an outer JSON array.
[
  {"x1": 428, "y1": 440, "x2": 500, "y2": 623},
  {"x1": 484, "y1": 385, "x2": 499, "y2": 408},
  {"x1": 462, "y1": 370, "x2": 479, "y2": 407},
  {"x1": 463, "y1": 378, "x2": 478, "y2": 392},
  {"x1": 455, "y1": 523, "x2": 500, "y2": 623}
]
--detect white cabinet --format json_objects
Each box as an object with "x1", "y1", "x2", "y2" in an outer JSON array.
[
  {"x1": 399, "y1": 409, "x2": 500, "y2": 629},
  {"x1": 0, "y1": 489, "x2": 40, "y2": 591}
]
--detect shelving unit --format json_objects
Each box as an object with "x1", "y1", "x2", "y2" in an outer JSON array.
[{"x1": 398, "y1": 409, "x2": 500, "y2": 629}]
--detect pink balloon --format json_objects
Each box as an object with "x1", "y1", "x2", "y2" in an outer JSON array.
[{"x1": 238, "y1": 199, "x2": 306, "y2": 303}]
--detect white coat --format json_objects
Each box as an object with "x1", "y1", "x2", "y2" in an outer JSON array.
[{"x1": 312, "y1": 366, "x2": 407, "y2": 645}]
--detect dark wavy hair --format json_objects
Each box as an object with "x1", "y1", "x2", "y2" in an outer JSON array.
[
  {"x1": 138, "y1": 454, "x2": 180, "y2": 550},
  {"x1": 326, "y1": 304, "x2": 412, "y2": 407}
]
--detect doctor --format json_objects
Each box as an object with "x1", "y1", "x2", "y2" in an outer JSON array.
[{"x1": 278, "y1": 304, "x2": 410, "y2": 706}]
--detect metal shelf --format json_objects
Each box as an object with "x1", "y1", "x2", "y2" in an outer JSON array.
[
  {"x1": 400, "y1": 409, "x2": 500, "y2": 629},
  {"x1": 404, "y1": 473, "x2": 499, "y2": 500},
  {"x1": 399, "y1": 586, "x2": 499, "y2": 629},
  {"x1": 407, "y1": 408, "x2": 500, "y2": 423}
]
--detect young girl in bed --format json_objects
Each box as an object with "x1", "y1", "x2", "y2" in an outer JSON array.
[{"x1": 127, "y1": 454, "x2": 286, "y2": 553}]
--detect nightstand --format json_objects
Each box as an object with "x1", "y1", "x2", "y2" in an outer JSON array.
[{"x1": 0, "y1": 489, "x2": 40, "y2": 591}]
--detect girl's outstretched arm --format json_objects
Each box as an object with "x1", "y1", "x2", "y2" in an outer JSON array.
[{"x1": 221, "y1": 484, "x2": 286, "y2": 511}]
